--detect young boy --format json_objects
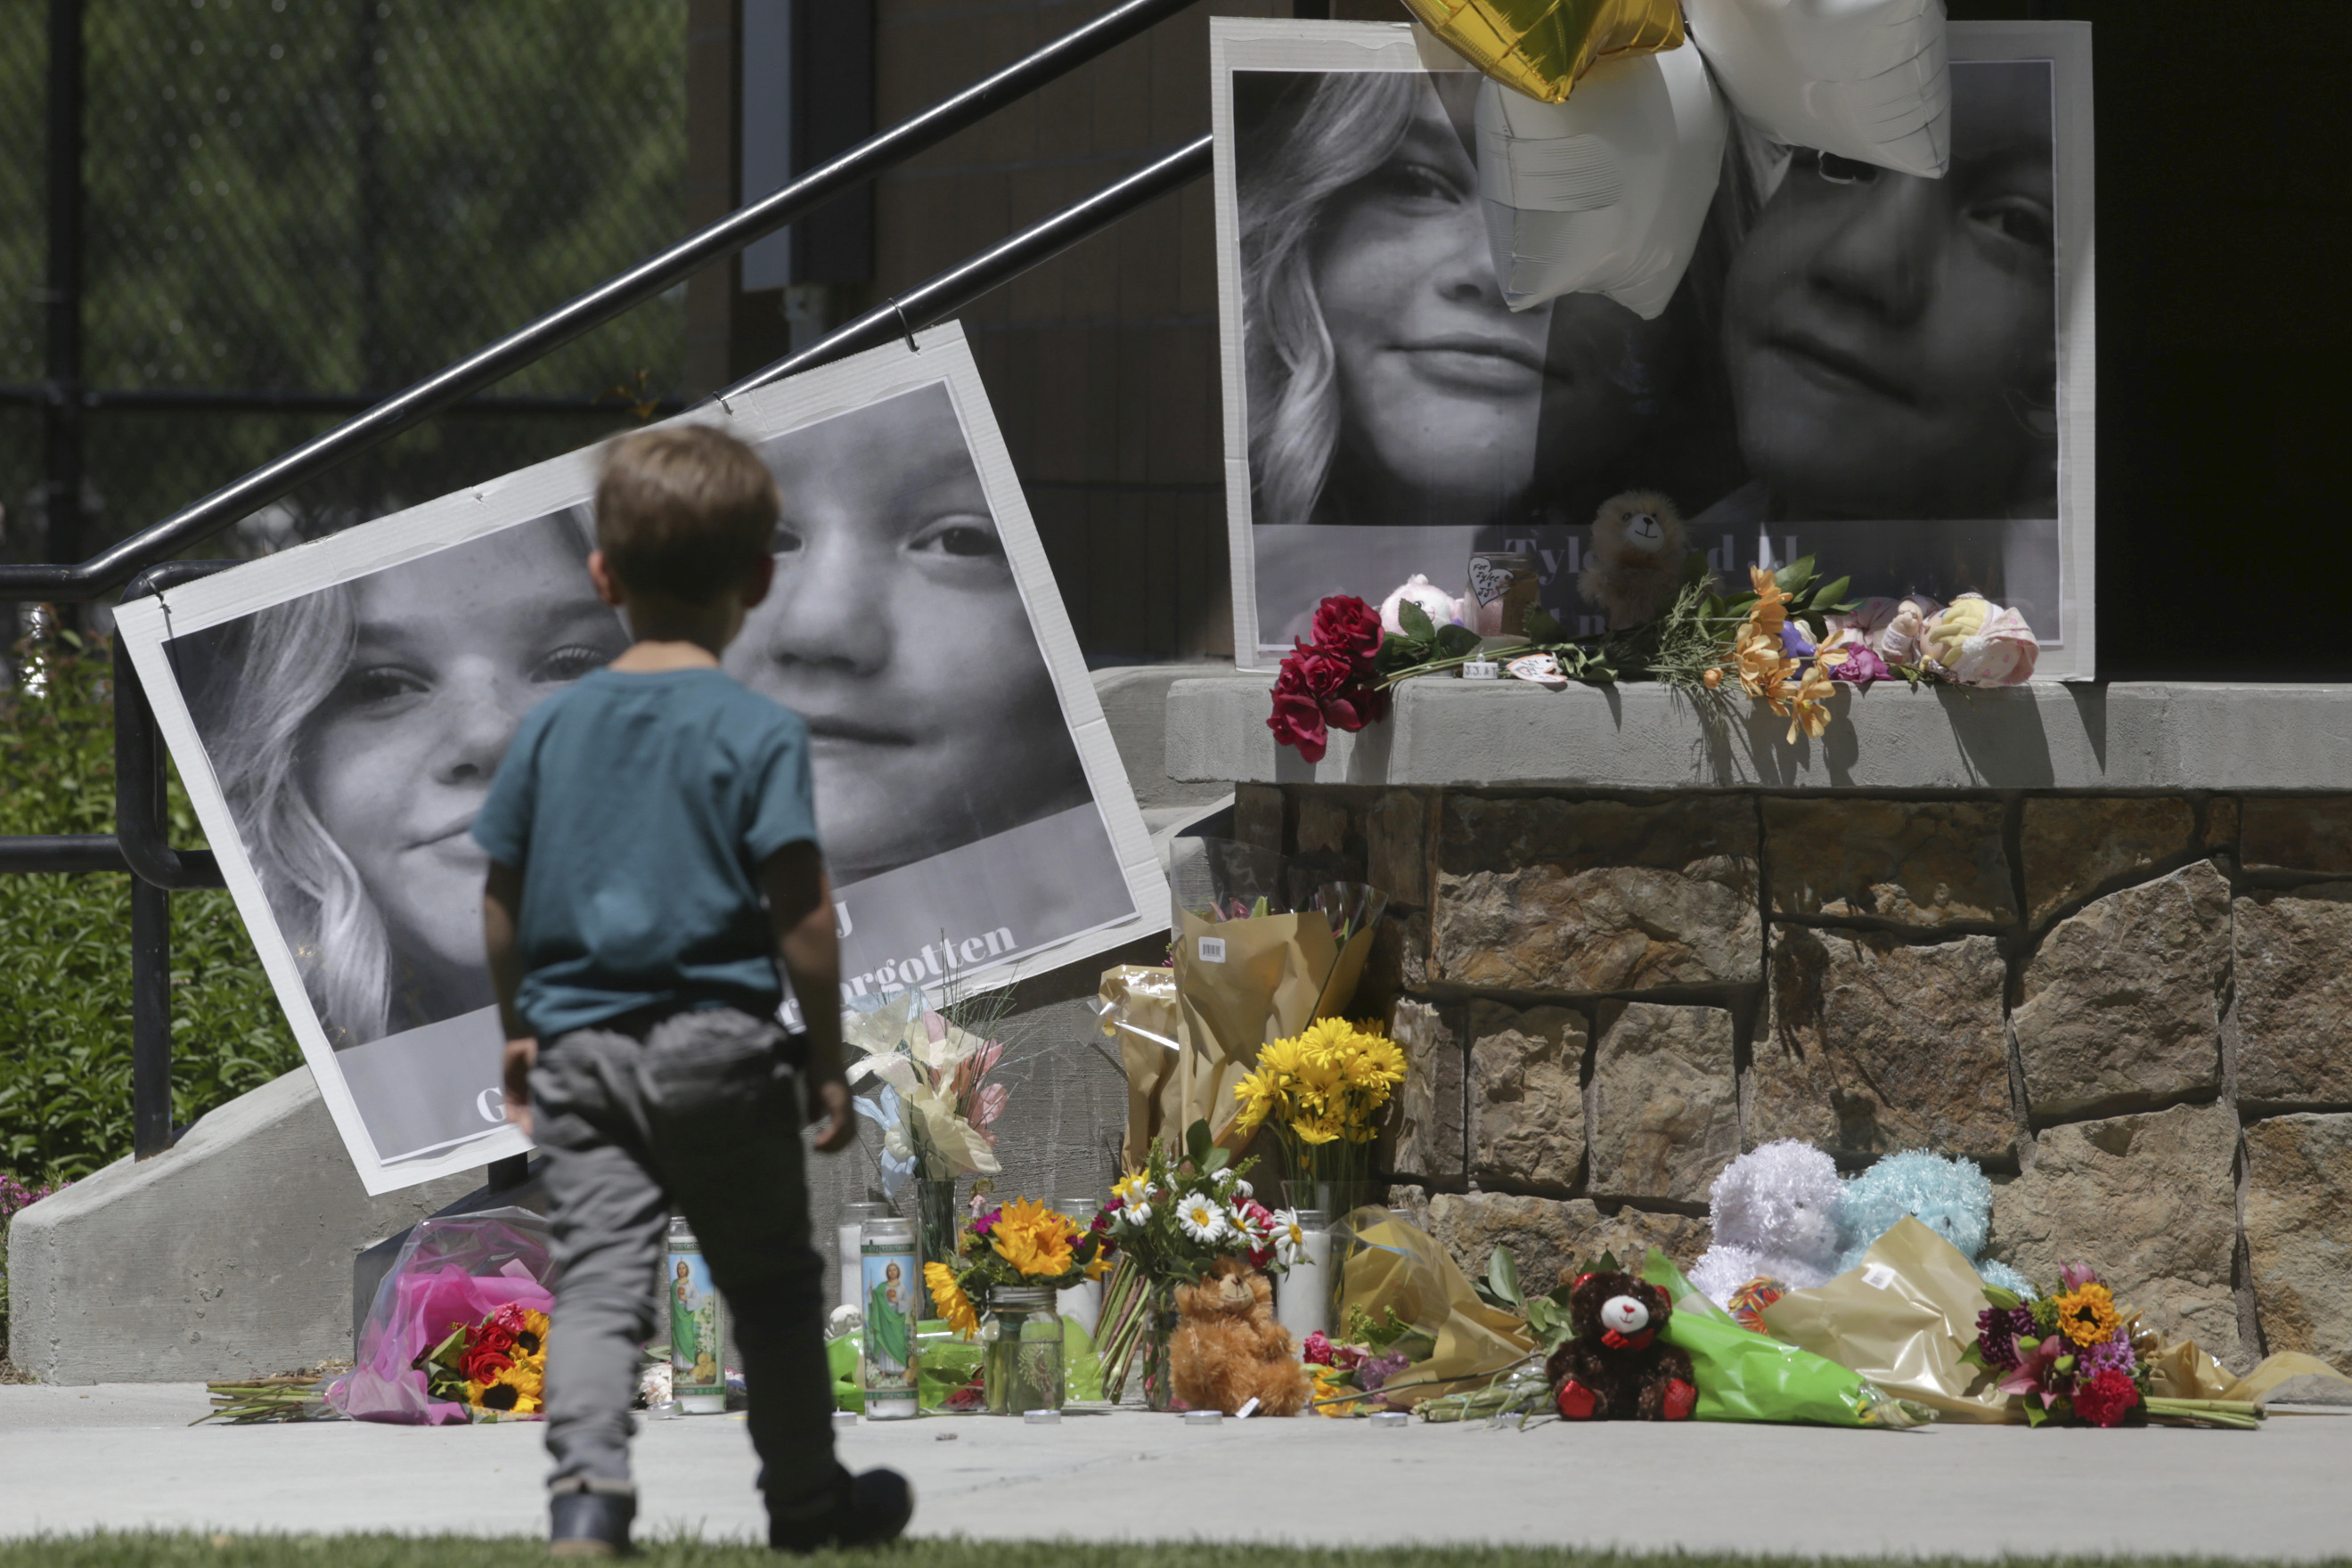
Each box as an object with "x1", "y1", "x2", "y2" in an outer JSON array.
[{"x1": 475, "y1": 423, "x2": 912, "y2": 1557}]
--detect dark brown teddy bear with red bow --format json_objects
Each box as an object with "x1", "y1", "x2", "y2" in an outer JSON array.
[{"x1": 1544, "y1": 1270, "x2": 1697, "y2": 1422}]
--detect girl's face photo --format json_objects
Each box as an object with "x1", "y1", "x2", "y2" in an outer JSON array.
[
  {"x1": 723, "y1": 385, "x2": 1086, "y2": 885},
  {"x1": 1309, "y1": 83, "x2": 1673, "y2": 522},
  {"x1": 298, "y1": 521, "x2": 626, "y2": 1017},
  {"x1": 1720, "y1": 61, "x2": 2057, "y2": 519}
]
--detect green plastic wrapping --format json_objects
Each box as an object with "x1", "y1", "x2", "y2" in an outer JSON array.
[
  {"x1": 829, "y1": 1317, "x2": 1101, "y2": 1413},
  {"x1": 1638, "y1": 1251, "x2": 1931, "y2": 1429}
]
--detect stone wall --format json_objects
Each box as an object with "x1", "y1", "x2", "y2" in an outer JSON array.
[{"x1": 1243, "y1": 782, "x2": 2352, "y2": 1375}]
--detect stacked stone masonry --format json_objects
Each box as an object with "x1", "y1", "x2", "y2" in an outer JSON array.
[{"x1": 1240, "y1": 782, "x2": 2352, "y2": 1376}]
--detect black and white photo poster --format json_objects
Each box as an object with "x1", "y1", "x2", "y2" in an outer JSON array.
[
  {"x1": 1212, "y1": 20, "x2": 2094, "y2": 678},
  {"x1": 115, "y1": 327, "x2": 1164, "y2": 1195}
]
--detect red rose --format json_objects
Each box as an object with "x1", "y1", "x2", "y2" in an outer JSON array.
[
  {"x1": 460, "y1": 1343, "x2": 514, "y2": 1385},
  {"x1": 1268, "y1": 678, "x2": 1329, "y2": 763},
  {"x1": 1320, "y1": 677, "x2": 1388, "y2": 734},
  {"x1": 1286, "y1": 640, "x2": 1357, "y2": 701},
  {"x1": 471, "y1": 1323, "x2": 518, "y2": 1359},
  {"x1": 1311, "y1": 596, "x2": 1383, "y2": 663}
]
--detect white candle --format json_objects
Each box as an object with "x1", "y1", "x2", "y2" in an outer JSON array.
[
  {"x1": 838, "y1": 1202, "x2": 889, "y2": 1316},
  {"x1": 1057, "y1": 1278, "x2": 1102, "y2": 1338},
  {"x1": 837, "y1": 1220, "x2": 864, "y2": 1314},
  {"x1": 1277, "y1": 1221, "x2": 1332, "y2": 1342}
]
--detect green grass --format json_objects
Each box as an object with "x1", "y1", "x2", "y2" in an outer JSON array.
[{"x1": 0, "y1": 1541, "x2": 2340, "y2": 1568}]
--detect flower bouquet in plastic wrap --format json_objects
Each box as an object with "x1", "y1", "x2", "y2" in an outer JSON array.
[
  {"x1": 329, "y1": 1206, "x2": 554, "y2": 1425},
  {"x1": 1759, "y1": 1216, "x2": 2351, "y2": 1427},
  {"x1": 1101, "y1": 839, "x2": 1387, "y2": 1169},
  {"x1": 1397, "y1": 1235, "x2": 1929, "y2": 1428}
]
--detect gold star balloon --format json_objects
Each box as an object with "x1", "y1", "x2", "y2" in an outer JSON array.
[{"x1": 1401, "y1": 0, "x2": 1688, "y2": 105}]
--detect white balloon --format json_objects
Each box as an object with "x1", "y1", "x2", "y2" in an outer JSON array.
[
  {"x1": 1474, "y1": 42, "x2": 1728, "y2": 321},
  {"x1": 1683, "y1": 0, "x2": 1951, "y2": 179}
]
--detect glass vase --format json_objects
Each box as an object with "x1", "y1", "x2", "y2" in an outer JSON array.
[
  {"x1": 1138, "y1": 1278, "x2": 1180, "y2": 1412},
  {"x1": 912, "y1": 1176, "x2": 959, "y2": 1285},
  {"x1": 981, "y1": 1286, "x2": 1066, "y2": 1415}
]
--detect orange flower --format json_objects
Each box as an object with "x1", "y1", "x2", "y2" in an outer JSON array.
[
  {"x1": 1735, "y1": 631, "x2": 1789, "y2": 702},
  {"x1": 1784, "y1": 663, "x2": 1835, "y2": 744},
  {"x1": 1746, "y1": 567, "x2": 1790, "y2": 639}
]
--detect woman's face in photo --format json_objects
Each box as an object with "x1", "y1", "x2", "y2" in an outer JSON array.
[
  {"x1": 723, "y1": 387, "x2": 1082, "y2": 884},
  {"x1": 1721, "y1": 62, "x2": 2058, "y2": 519},
  {"x1": 299, "y1": 522, "x2": 626, "y2": 1011},
  {"x1": 1308, "y1": 84, "x2": 1670, "y2": 520}
]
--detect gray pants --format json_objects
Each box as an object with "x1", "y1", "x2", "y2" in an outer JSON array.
[{"x1": 532, "y1": 1006, "x2": 837, "y2": 1524}]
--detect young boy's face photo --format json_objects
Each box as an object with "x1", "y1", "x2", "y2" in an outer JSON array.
[
  {"x1": 723, "y1": 385, "x2": 1091, "y2": 886},
  {"x1": 1720, "y1": 61, "x2": 2058, "y2": 520}
]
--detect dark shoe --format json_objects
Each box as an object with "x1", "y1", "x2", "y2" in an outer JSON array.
[
  {"x1": 770, "y1": 1466, "x2": 913, "y2": 1553},
  {"x1": 550, "y1": 1490, "x2": 635, "y2": 1558}
]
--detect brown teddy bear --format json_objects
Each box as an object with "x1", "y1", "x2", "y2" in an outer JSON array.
[
  {"x1": 1578, "y1": 490, "x2": 1688, "y2": 629},
  {"x1": 1171, "y1": 1256, "x2": 1314, "y2": 1417},
  {"x1": 1543, "y1": 1269, "x2": 1696, "y2": 1422}
]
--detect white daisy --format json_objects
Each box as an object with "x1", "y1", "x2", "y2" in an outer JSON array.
[
  {"x1": 1177, "y1": 1194, "x2": 1230, "y2": 1244},
  {"x1": 1213, "y1": 1167, "x2": 1237, "y2": 1188},
  {"x1": 1123, "y1": 1201, "x2": 1154, "y2": 1230},
  {"x1": 1231, "y1": 1179, "x2": 1254, "y2": 1201},
  {"x1": 1271, "y1": 1208, "x2": 1307, "y2": 1268}
]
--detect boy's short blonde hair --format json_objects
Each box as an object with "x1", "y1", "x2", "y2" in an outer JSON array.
[{"x1": 594, "y1": 424, "x2": 780, "y2": 603}]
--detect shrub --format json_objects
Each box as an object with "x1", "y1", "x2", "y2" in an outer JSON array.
[{"x1": 0, "y1": 627, "x2": 300, "y2": 1188}]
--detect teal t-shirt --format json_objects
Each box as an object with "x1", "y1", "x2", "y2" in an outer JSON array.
[{"x1": 471, "y1": 666, "x2": 818, "y2": 1038}]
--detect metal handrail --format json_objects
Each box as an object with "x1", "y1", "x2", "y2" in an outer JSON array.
[
  {"x1": 718, "y1": 137, "x2": 1213, "y2": 400},
  {"x1": 0, "y1": 0, "x2": 1213, "y2": 1162},
  {"x1": 0, "y1": 0, "x2": 1203, "y2": 605}
]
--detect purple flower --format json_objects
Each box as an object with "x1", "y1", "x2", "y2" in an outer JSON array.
[
  {"x1": 1825, "y1": 643, "x2": 1892, "y2": 689},
  {"x1": 2081, "y1": 1327, "x2": 2137, "y2": 1376},
  {"x1": 1355, "y1": 1349, "x2": 1409, "y2": 1393},
  {"x1": 1780, "y1": 622, "x2": 1817, "y2": 660},
  {"x1": 1976, "y1": 1305, "x2": 2037, "y2": 1369}
]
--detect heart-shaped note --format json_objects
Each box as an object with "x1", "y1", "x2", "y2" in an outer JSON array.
[
  {"x1": 1469, "y1": 556, "x2": 1514, "y2": 605},
  {"x1": 1402, "y1": 0, "x2": 1686, "y2": 105}
]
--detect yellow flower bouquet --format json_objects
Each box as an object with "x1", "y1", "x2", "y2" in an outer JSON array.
[{"x1": 1231, "y1": 1017, "x2": 1407, "y2": 1202}]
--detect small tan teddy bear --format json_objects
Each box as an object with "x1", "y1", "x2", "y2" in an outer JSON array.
[
  {"x1": 1578, "y1": 489, "x2": 1688, "y2": 629},
  {"x1": 1170, "y1": 1256, "x2": 1314, "y2": 1417}
]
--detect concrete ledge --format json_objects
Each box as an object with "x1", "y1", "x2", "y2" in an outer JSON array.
[
  {"x1": 5, "y1": 1067, "x2": 477, "y2": 1384},
  {"x1": 1168, "y1": 674, "x2": 2352, "y2": 791}
]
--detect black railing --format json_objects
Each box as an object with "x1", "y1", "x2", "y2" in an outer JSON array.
[{"x1": 0, "y1": 0, "x2": 1211, "y2": 1160}]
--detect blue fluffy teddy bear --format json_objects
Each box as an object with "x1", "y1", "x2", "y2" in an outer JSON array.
[{"x1": 1835, "y1": 1149, "x2": 2036, "y2": 1298}]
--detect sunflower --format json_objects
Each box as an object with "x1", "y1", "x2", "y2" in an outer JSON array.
[
  {"x1": 989, "y1": 1196, "x2": 1079, "y2": 1278},
  {"x1": 473, "y1": 1358, "x2": 544, "y2": 1414},
  {"x1": 926, "y1": 1261, "x2": 980, "y2": 1338},
  {"x1": 2052, "y1": 1281, "x2": 2122, "y2": 1348}
]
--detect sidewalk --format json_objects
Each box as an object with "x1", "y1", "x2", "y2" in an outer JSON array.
[{"x1": 5, "y1": 1384, "x2": 2351, "y2": 1557}]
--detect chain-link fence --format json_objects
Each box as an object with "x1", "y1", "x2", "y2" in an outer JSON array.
[{"x1": 1, "y1": 0, "x2": 688, "y2": 578}]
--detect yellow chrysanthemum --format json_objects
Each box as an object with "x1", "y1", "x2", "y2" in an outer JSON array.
[
  {"x1": 1784, "y1": 663, "x2": 1836, "y2": 744},
  {"x1": 1111, "y1": 1172, "x2": 1151, "y2": 1205},
  {"x1": 926, "y1": 1261, "x2": 979, "y2": 1338},
  {"x1": 2053, "y1": 1281, "x2": 2122, "y2": 1347},
  {"x1": 1292, "y1": 1114, "x2": 1343, "y2": 1147},
  {"x1": 1345, "y1": 1032, "x2": 1407, "y2": 1092},
  {"x1": 990, "y1": 1196, "x2": 1079, "y2": 1278}
]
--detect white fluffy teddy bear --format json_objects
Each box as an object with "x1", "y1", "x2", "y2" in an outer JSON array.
[{"x1": 1688, "y1": 1139, "x2": 1848, "y2": 1309}]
